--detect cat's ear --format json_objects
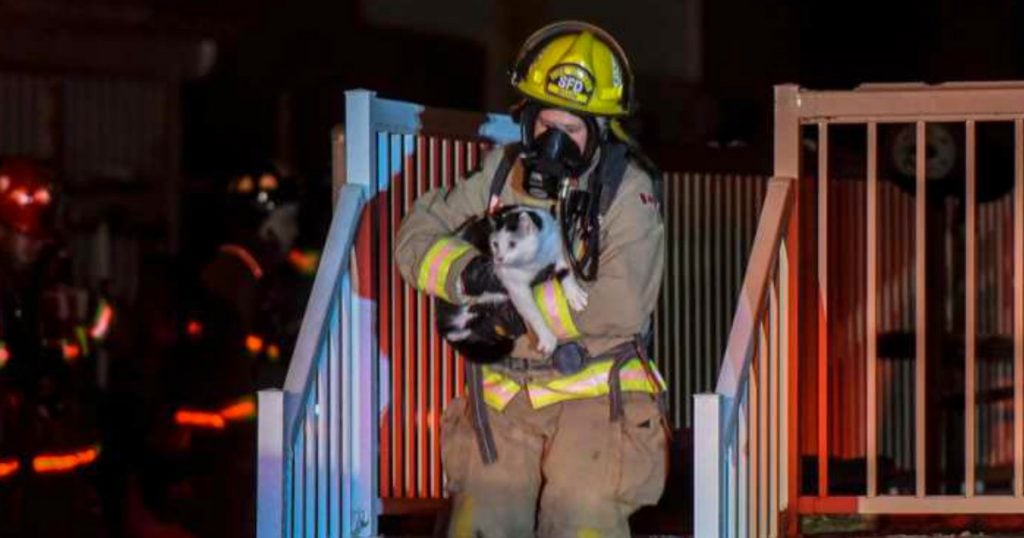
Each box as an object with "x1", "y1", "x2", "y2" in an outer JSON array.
[
  {"x1": 518, "y1": 210, "x2": 544, "y2": 233},
  {"x1": 526, "y1": 211, "x2": 544, "y2": 232},
  {"x1": 518, "y1": 211, "x2": 535, "y2": 233}
]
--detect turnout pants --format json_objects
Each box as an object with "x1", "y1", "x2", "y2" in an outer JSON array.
[{"x1": 441, "y1": 391, "x2": 668, "y2": 537}]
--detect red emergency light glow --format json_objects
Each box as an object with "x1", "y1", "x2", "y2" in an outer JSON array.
[
  {"x1": 10, "y1": 188, "x2": 31, "y2": 206},
  {"x1": 90, "y1": 302, "x2": 114, "y2": 340},
  {"x1": 220, "y1": 398, "x2": 256, "y2": 422},
  {"x1": 186, "y1": 320, "x2": 203, "y2": 338},
  {"x1": 34, "y1": 188, "x2": 51, "y2": 205},
  {"x1": 245, "y1": 334, "x2": 264, "y2": 355},
  {"x1": 0, "y1": 458, "x2": 19, "y2": 478},
  {"x1": 266, "y1": 344, "x2": 281, "y2": 362},
  {"x1": 288, "y1": 248, "x2": 320, "y2": 276},
  {"x1": 0, "y1": 342, "x2": 9, "y2": 368},
  {"x1": 174, "y1": 410, "x2": 225, "y2": 430},
  {"x1": 62, "y1": 342, "x2": 81, "y2": 362},
  {"x1": 32, "y1": 446, "x2": 99, "y2": 474}
]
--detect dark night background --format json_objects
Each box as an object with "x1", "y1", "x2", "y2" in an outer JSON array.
[
  {"x1": 1, "y1": 0, "x2": 1023, "y2": 536},
  {"x1": 9, "y1": 0, "x2": 1014, "y2": 182},
  {"x1": 180, "y1": 0, "x2": 1024, "y2": 182}
]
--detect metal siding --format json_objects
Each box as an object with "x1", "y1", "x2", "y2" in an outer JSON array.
[
  {"x1": 0, "y1": 72, "x2": 177, "y2": 296},
  {"x1": 62, "y1": 77, "x2": 166, "y2": 180},
  {"x1": 0, "y1": 73, "x2": 53, "y2": 158},
  {"x1": 656, "y1": 173, "x2": 769, "y2": 428},
  {"x1": 375, "y1": 131, "x2": 491, "y2": 499}
]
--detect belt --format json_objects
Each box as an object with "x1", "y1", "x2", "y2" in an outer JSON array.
[
  {"x1": 469, "y1": 336, "x2": 668, "y2": 466},
  {"x1": 498, "y1": 339, "x2": 629, "y2": 375},
  {"x1": 496, "y1": 356, "x2": 557, "y2": 373}
]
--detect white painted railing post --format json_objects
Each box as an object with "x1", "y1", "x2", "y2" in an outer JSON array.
[
  {"x1": 345, "y1": 89, "x2": 375, "y2": 191},
  {"x1": 257, "y1": 389, "x2": 284, "y2": 538},
  {"x1": 343, "y1": 89, "x2": 378, "y2": 537},
  {"x1": 695, "y1": 392, "x2": 723, "y2": 537}
]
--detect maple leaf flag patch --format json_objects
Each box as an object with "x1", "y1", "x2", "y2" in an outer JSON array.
[{"x1": 639, "y1": 192, "x2": 658, "y2": 208}]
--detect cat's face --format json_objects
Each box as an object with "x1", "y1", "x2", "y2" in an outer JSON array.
[{"x1": 490, "y1": 211, "x2": 541, "y2": 266}]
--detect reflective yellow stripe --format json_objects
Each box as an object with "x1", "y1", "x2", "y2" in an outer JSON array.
[
  {"x1": 483, "y1": 389, "x2": 517, "y2": 411},
  {"x1": 481, "y1": 367, "x2": 522, "y2": 411},
  {"x1": 416, "y1": 238, "x2": 473, "y2": 302},
  {"x1": 478, "y1": 359, "x2": 667, "y2": 410},
  {"x1": 526, "y1": 358, "x2": 664, "y2": 408},
  {"x1": 533, "y1": 279, "x2": 580, "y2": 339}
]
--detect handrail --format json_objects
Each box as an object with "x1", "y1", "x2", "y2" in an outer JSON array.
[
  {"x1": 715, "y1": 177, "x2": 795, "y2": 442},
  {"x1": 772, "y1": 83, "x2": 1024, "y2": 515},
  {"x1": 694, "y1": 175, "x2": 794, "y2": 538},
  {"x1": 257, "y1": 183, "x2": 367, "y2": 538},
  {"x1": 282, "y1": 184, "x2": 367, "y2": 440},
  {"x1": 258, "y1": 89, "x2": 520, "y2": 538},
  {"x1": 777, "y1": 81, "x2": 1024, "y2": 123}
]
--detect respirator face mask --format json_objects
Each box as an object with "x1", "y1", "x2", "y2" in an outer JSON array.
[{"x1": 519, "y1": 106, "x2": 599, "y2": 200}]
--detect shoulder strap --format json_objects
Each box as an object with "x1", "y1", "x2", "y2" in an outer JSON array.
[
  {"x1": 596, "y1": 142, "x2": 630, "y2": 216},
  {"x1": 487, "y1": 143, "x2": 521, "y2": 214}
]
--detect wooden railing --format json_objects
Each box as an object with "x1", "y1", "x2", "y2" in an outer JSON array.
[
  {"x1": 698, "y1": 83, "x2": 1024, "y2": 537},
  {"x1": 693, "y1": 176, "x2": 796, "y2": 537}
]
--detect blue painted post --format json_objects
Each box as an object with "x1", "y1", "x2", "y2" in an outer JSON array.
[{"x1": 343, "y1": 89, "x2": 378, "y2": 537}]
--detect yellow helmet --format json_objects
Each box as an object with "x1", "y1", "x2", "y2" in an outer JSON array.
[{"x1": 510, "y1": 21, "x2": 635, "y2": 117}]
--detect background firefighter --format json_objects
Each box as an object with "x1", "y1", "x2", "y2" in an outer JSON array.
[
  {"x1": 395, "y1": 21, "x2": 669, "y2": 537},
  {"x1": 0, "y1": 157, "x2": 110, "y2": 536},
  {"x1": 140, "y1": 163, "x2": 323, "y2": 537}
]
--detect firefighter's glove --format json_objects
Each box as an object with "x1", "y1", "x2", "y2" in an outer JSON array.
[{"x1": 459, "y1": 255, "x2": 506, "y2": 297}]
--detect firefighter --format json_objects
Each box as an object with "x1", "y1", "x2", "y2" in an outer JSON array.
[
  {"x1": 395, "y1": 22, "x2": 668, "y2": 537},
  {"x1": 0, "y1": 157, "x2": 109, "y2": 536},
  {"x1": 165, "y1": 163, "x2": 306, "y2": 413},
  {"x1": 145, "y1": 163, "x2": 319, "y2": 537},
  {"x1": 195, "y1": 163, "x2": 311, "y2": 391}
]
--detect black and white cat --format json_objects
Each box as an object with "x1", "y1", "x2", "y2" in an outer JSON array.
[
  {"x1": 436, "y1": 206, "x2": 588, "y2": 363},
  {"x1": 489, "y1": 207, "x2": 588, "y2": 353}
]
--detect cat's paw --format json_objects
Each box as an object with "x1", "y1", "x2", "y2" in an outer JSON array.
[
  {"x1": 563, "y1": 280, "x2": 589, "y2": 311},
  {"x1": 536, "y1": 331, "x2": 558, "y2": 355}
]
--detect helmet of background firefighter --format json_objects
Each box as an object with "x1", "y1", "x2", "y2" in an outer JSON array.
[
  {"x1": 0, "y1": 157, "x2": 57, "y2": 270},
  {"x1": 0, "y1": 157, "x2": 56, "y2": 239},
  {"x1": 223, "y1": 162, "x2": 301, "y2": 254}
]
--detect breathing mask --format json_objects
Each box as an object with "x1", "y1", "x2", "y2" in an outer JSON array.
[
  {"x1": 519, "y1": 105, "x2": 599, "y2": 200},
  {"x1": 522, "y1": 128, "x2": 586, "y2": 199}
]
